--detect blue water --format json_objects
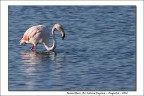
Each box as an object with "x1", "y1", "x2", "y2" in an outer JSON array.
[{"x1": 8, "y1": 6, "x2": 136, "y2": 91}]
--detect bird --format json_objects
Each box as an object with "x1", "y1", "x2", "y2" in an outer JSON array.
[{"x1": 20, "y1": 23, "x2": 65, "y2": 52}]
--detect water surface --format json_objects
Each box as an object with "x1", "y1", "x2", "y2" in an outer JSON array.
[{"x1": 8, "y1": 6, "x2": 136, "y2": 90}]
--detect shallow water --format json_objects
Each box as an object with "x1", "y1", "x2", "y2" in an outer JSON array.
[{"x1": 8, "y1": 6, "x2": 136, "y2": 90}]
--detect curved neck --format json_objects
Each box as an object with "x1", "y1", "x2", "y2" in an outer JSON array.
[{"x1": 48, "y1": 28, "x2": 56, "y2": 51}]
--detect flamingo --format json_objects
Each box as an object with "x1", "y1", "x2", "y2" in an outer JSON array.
[{"x1": 20, "y1": 23, "x2": 65, "y2": 52}]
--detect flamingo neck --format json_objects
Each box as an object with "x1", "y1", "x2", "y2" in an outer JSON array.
[{"x1": 48, "y1": 28, "x2": 56, "y2": 51}]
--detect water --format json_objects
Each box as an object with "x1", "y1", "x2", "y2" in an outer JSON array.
[{"x1": 8, "y1": 6, "x2": 136, "y2": 91}]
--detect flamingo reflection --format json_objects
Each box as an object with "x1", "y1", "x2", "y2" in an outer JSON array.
[
  {"x1": 20, "y1": 51, "x2": 65, "y2": 89},
  {"x1": 21, "y1": 51, "x2": 56, "y2": 64}
]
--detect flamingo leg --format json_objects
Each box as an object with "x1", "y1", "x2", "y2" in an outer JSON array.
[
  {"x1": 30, "y1": 45, "x2": 36, "y2": 52},
  {"x1": 33, "y1": 46, "x2": 36, "y2": 51},
  {"x1": 30, "y1": 45, "x2": 34, "y2": 50}
]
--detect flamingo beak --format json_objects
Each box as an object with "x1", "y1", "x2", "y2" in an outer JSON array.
[
  {"x1": 61, "y1": 31, "x2": 65, "y2": 40},
  {"x1": 60, "y1": 27, "x2": 65, "y2": 40},
  {"x1": 62, "y1": 34, "x2": 65, "y2": 40}
]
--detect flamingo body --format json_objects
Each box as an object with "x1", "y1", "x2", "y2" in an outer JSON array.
[{"x1": 20, "y1": 23, "x2": 65, "y2": 51}]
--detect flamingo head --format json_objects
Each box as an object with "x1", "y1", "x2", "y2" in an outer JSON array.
[{"x1": 53, "y1": 23, "x2": 65, "y2": 40}]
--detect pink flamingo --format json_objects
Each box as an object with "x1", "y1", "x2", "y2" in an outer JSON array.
[{"x1": 20, "y1": 23, "x2": 65, "y2": 52}]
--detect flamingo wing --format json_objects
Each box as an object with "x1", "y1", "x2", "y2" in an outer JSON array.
[{"x1": 22, "y1": 25, "x2": 46, "y2": 41}]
